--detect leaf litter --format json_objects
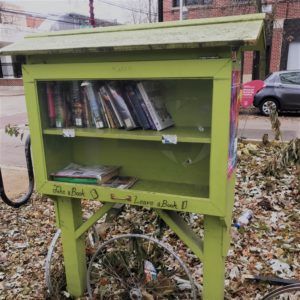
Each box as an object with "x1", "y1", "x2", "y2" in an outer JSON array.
[{"x1": 0, "y1": 140, "x2": 299, "y2": 299}]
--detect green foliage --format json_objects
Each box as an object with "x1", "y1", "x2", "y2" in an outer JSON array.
[{"x1": 5, "y1": 124, "x2": 25, "y2": 140}]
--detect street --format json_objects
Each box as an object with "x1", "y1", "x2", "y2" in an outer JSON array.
[{"x1": 0, "y1": 87, "x2": 299, "y2": 197}]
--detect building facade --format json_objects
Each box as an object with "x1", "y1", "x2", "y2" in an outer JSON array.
[
  {"x1": 163, "y1": 0, "x2": 300, "y2": 82},
  {"x1": 0, "y1": 2, "x2": 117, "y2": 85}
]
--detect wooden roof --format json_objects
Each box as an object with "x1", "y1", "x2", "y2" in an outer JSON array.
[{"x1": 0, "y1": 13, "x2": 265, "y2": 56}]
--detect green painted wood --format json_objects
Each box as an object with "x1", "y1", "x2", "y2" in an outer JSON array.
[
  {"x1": 42, "y1": 180, "x2": 218, "y2": 215},
  {"x1": 75, "y1": 202, "x2": 114, "y2": 239},
  {"x1": 22, "y1": 59, "x2": 229, "y2": 80},
  {"x1": 0, "y1": 14, "x2": 265, "y2": 55},
  {"x1": 203, "y1": 215, "x2": 228, "y2": 300},
  {"x1": 55, "y1": 197, "x2": 86, "y2": 296},
  {"x1": 22, "y1": 79, "x2": 48, "y2": 190},
  {"x1": 209, "y1": 61, "x2": 232, "y2": 215},
  {"x1": 43, "y1": 126, "x2": 211, "y2": 143},
  {"x1": 155, "y1": 209, "x2": 204, "y2": 261}
]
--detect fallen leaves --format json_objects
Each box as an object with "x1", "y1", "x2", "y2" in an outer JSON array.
[{"x1": 0, "y1": 141, "x2": 299, "y2": 299}]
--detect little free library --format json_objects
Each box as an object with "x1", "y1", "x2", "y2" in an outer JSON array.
[{"x1": 1, "y1": 13, "x2": 265, "y2": 299}]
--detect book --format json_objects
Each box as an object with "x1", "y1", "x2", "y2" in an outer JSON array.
[
  {"x1": 46, "y1": 82, "x2": 56, "y2": 128},
  {"x1": 53, "y1": 177, "x2": 98, "y2": 185},
  {"x1": 101, "y1": 176, "x2": 138, "y2": 189},
  {"x1": 123, "y1": 84, "x2": 152, "y2": 130},
  {"x1": 98, "y1": 91, "x2": 116, "y2": 128},
  {"x1": 53, "y1": 82, "x2": 66, "y2": 128},
  {"x1": 82, "y1": 88, "x2": 92, "y2": 128},
  {"x1": 70, "y1": 81, "x2": 84, "y2": 128},
  {"x1": 52, "y1": 163, "x2": 121, "y2": 184},
  {"x1": 106, "y1": 82, "x2": 138, "y2": 130},
  {"x1": 137, "y1": 81, "x2": 174, "y2": 131},
  {"x1": 81, "y1": 81, "x2": 105, "y2": 129},
  {"x1": 99, "y1": 85, "x2": 123, "y2": 128}
]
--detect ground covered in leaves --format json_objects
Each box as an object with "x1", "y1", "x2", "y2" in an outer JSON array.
[{"x1": 0, "y1": 141, "x2": 299, "y2": 300}]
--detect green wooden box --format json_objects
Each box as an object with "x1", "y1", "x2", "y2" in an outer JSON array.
[{"x1": 1, "y1": 13, "x2": 265, "y2": 299}]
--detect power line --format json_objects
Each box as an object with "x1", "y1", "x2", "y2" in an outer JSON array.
[
  {"x1": 97, "y1": 0, "x2": 158, "y2": 16},
  {"x1": 0, "y1": 8, "x2": 105, "y2": 26}
]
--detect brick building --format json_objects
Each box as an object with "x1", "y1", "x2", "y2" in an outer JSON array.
[{"x1": 163, "y1": 0, "x2": 300, "y2": 82}]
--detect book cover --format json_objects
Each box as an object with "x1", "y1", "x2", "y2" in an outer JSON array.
[
  {"x1": 123, "y1": 84, "x2": 152, "y2": 130},
  {"x1": 106, "y1": 82, "x2": 138, "y2": 130},
  {"x1": 51, "y1": 163, "x2": 121, "y2": 184},
  {"x1": 99, "y1": 85, "x2": 123, "y2": 128},
  {"x1": 137, "y1": 82, "x2": 174, "y2": 131},
  {"x1": 81, "y1": 81, "x2": 105, "y2": 129},
  {"x1": 46, "y1": 82, "x2": 56, "y2": 128}
]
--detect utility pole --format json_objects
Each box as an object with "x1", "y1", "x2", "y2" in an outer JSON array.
[
  {"x1": 148, "y1": 0, "x2": 152, "y2": 23},
  {"x1": 179, "y1": 0, "x2": 183, "y2": 20},
  {"x1": 89, "y1": 0, "x2": 96, "y2": 27},
  {"x1": 158, "y1": 0, "x2": 163, "y2": 22}
]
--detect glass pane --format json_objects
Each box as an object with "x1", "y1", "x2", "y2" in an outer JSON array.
[
  {"x1": 280, "y1": 72, "x2": 300, "y2": 85},
  {"x1": 38, "y1": 79, "x2": 212, "y2": 199}
]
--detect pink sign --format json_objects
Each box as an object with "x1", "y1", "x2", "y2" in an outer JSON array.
[{"x1": 241, "y1": 80, "x2": 265, "y2": 108}]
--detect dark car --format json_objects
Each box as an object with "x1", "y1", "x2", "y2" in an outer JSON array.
[{"x1": 253, "y1": 70, "x2": 300, "y2": 115}]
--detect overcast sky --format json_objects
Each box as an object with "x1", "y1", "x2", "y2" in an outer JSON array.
[{"x1": 4, "y1": 0, "x2": 154, "y2": 24}]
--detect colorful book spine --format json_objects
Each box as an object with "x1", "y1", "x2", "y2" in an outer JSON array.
[
  {"x1": 82, "y1": 89, "x2": 92, "y2": 128},
  {"x1": 46, "y1": 82, "x2": 56, "y2": 127},
  {"x1": 71, "y1": 81, "x2": 84, "y2": 128},
  {"x1": 53, "y1": 82, "x2": 65, "y2": 128},
  {"x1": 106, "y1": 82, "x2": 137, "y2": 130},
  {"x1": 81, "y1": 81, "x2": 105, "y2": 129},
  {"x1": 99, "y1": 86, "x2": 123, "y2": 128},
  {"x1": 123, "y1": 84, "x2": 151, "y2": 130},
  {"x1": 134, "y1": 84, "x2": 156, "y2": 130}
]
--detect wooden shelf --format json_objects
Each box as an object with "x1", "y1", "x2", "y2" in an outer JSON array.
[
  {"x1": 43, "y1": 126, "x2": 211, "y2": 144},
  {"x1": 131, "y1": 179, "x2": 209, "y2": 199}
]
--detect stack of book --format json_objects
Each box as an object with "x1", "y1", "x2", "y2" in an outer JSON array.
[
  {"x1": 46, "y1": 80, "x2": 174, "y2": 131},
  {"x1": 51, "y1": 163, "x2": 138, "y2": 189}
]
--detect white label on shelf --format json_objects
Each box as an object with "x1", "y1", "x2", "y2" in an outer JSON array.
[
  {"x1": 62, "y1": 128, "x2": 75, "y2": 138},
  {"x1": 162, "y1": 134, "x2": 177, "y2": 144},
  {"x1": 124, "y1": 118, "x2": 132, "y2": 128},
  {"x1": 75, "y1": 118, "x2": 82, "y2": 126},
  {"x1": 95, "y1": 121, "x2": 104, "y2": 128}
]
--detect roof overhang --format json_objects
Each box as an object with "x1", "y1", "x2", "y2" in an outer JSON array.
[{"x1": 0, "y1": 13, "x2": 265, "y2": 56}]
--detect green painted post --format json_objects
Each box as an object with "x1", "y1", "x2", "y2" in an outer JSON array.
[
  {"x1": 202, "y1": 215, "x2": 228, "y2": 300},
  {"x1": 55, "y1": 197, "x2": 87, "y2": 296}
]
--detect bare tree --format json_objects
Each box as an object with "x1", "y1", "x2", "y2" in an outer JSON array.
[{"x1": 127, "y1": 0, "x2": 158, "y2": 24}]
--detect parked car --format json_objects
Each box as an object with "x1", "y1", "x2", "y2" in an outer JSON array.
[{"x1": 253, "y1": 70, "x2": 300, "y2": 115}]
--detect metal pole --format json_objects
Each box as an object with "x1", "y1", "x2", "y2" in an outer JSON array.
[
  {"x1": 179, "y1": 0, "x2": 183, "y2": 20},
  {"x1": 158, "y1": 0, "x2": 163, "y2": 22},
  {"x1": 89, "y1": 0, "x2": 96, "y2": 27},
  {"x1": 148, "y1": 0, "x2": 152, "y2": 23}
]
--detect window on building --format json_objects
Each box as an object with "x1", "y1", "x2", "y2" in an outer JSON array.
[
  {"x1": 279, "y1": 72, "x2": 300, "y2": 85},
  {"x1": 173, "y1": 0, "x2": 212, "y2": 7}
]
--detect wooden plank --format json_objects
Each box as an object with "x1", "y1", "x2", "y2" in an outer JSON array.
[{"x1": 43, "y1": 127, "x2": 211, "y2": 144}]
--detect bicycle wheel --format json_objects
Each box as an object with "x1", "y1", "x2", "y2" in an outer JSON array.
[
  {"x1": 87, "y1": 233, "x2": 198, "y2": 300},
  {"x1": 45, "y1": 225, "x2": 99, "y2": 298},
  {"x1": 262, "y1": 283, "x2": 300, "y2": 300}
]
